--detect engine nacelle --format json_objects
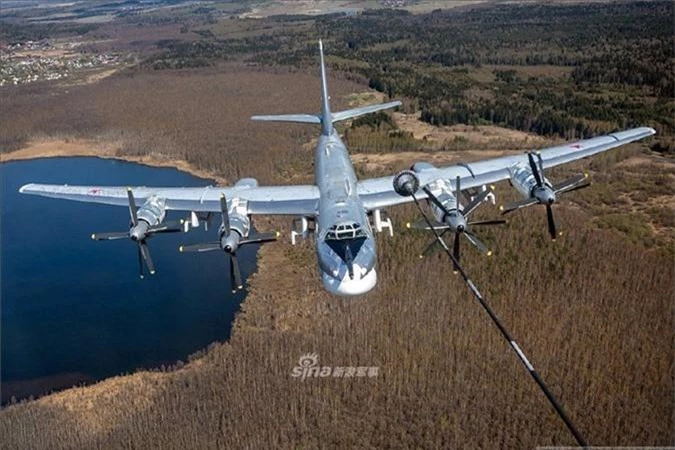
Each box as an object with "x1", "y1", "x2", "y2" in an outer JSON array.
[
  {"x1": 137, "y1": 196, "x2": 167, "y2": 226},
  {"x1": 220, "y1": 197, "x2": 250, "y2": 240},
  {"x1": 509, "y1": 163, "x2": 552, "y2": 199},
  {"x1": 425, "y1": 178, "x2": 458, "y2": 222}
]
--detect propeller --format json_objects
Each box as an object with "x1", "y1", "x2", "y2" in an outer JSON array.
[
  {"x1": 501, "y1": 153, "x2": 590, "y2": 240},
  {"x1": 394, "y1": 171, "x2": 589, "y2": 448},
  {"x1": 91, "y1": 188, "x2": 183, "y2": 278},
  {"x1": 179, "y1": 194, "x2": 278, "y2": 293},
  {"x1": 410, "y1": 176, "x2": 505, "y2": 264}
]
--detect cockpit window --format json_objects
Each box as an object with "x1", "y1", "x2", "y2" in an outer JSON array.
[{"x1": 325, "y1": 222, "x2": 366, "y2": 240}]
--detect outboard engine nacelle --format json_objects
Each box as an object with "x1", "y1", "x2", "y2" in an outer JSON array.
[
  {"x1": 509, "y1": 162, "x2": 553, "y2": 202},
  {"x1": 502, "y1": 152, "x2": 591, "y2": 240},
  {"x1": 91, "y1": 190, "x2": 183, "y2": 278},
  {"x1": 130, "y1": 196, "x2": 167, "y2": 242},
  {"x1": 136, "y1": 196, "x2": 167, "y2": 227}
]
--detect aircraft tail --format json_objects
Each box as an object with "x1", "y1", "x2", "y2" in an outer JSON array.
[
  {"x1": 332, "y1": 101, "x2": 402, "y2": 123},
  {"x1": 251, "y1": 40, "x2": 401, "y2": 135}
]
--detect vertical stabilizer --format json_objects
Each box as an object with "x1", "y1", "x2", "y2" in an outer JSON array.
[
  {"x1": 319, "y1": 40, "x2": 333, "y2": 136},
  {"x1": 251, "y1": 42, "x2": 401, "y2": 131}
]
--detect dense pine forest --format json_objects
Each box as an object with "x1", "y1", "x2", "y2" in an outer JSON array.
[{"x1": 147, "y1": 1, "x2": 673, "y2": 142}]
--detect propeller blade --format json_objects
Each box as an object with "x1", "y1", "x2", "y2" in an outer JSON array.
[
  {"x1": 179, "y1": 242, "x2": 221, "y2": 253},
  {"x1": 127, "y1": 188, "x2": 138, "y2": 227},
  {"x1": 422, "y1": 186, "x2": 452, "y2": 217},
  {"x1": 91, "y1": 231, "x2": 128, "y2": 240},
  {"x1": 137, "y1": 246, "x2": 144, "y2": 279},
  {"x1": 455, "y1": 175, "x2": 461, "y2": 198},
  {"x1": 560, "y1": 181, "x2": 590, "y2": 194},
  {"x1": 230, "y1": 253, "x2": 243, "y2": 291},
  {"x1": 462, "y1": 188, "x2": 491, "y2": 217},
  {"x1": 220, "y1": 194, "x2": 230, "y2": 237},
  {"x1": 228, "y1": 254, "x2": 237, "y2": 293},
  {"x1": 148, "y1": 220, "x2": 184, "y2": 234},
  {"x1": 240, "y1": 232, "x2": 279, "y2": 245},
  {"x1": 553, "y1": 173, "x2": 590, "y2": 194},
  {"x1": 536, "y1": 152, "x2": 546, "y2": 180},
  {"x1": 528, "y1": 153, "x2": 543, "y2": 187},
  {"x1": 546, "y1": 204, "x2": 558, "y2": 240},
  {"x1": 406, "y1": 219, "x2": 448, "y2": 231},
  {"x1": 500, "y1": 197, "x2": 538, "y2": 214},
  {"x1": 139, "y1": 242, "x2": 155, "y2": 275},
  {"x1": 468, "y1": 219, "x2": 507, "y2": 226},
  {"x1": 453, "y1": 232, "x2": 461, "y2": 262},
  {"x1": 420, "y1": 229, "x2": 450, "y2": 258},
  {"x1": 464, "y1": 230, "x2": 491, "y2": 256}
]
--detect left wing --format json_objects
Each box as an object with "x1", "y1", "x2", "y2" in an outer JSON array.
[
  {"x1": 358, "y1": 127, "x2": 655, "y2": 210},
  {"x1": 19, "y1": 183, "x2": 320, "y2": 216}
]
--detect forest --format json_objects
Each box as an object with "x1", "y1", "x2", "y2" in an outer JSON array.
[
  {"x1": 146, "y1": 1, "x2": 674, "y2": 143},
  {"x1": 0, "y1": 1, "x2": 673, "y2": 449}
]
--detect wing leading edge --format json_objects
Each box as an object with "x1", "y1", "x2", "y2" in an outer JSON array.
[
  {"x1": 358, "y1": 127, "x2": 655, "y2": 211},
  {"x1": 19, "y1": 183, "x2": 320, "y2": 216}
]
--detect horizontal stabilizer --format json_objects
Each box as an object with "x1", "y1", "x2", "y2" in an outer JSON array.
[
  {"x1": 251, "y1": 114, "x2": 321, "y2": 124},
  {"x1": 332, "y1": 101, "x2": 402, "y2": 123}
]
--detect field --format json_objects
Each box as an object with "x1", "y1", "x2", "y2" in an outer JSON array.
[{"x1": 0, "y1": 1, "x2": 673, "y2": 449}]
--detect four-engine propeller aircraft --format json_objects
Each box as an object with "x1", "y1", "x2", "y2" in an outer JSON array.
[{"x1": 19, "y1": 41, "x2": 655, "y2": 295}]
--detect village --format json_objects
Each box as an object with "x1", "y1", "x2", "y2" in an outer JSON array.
[{"x1": 0, "y1": 39, "x2": 123, "y2": 87}]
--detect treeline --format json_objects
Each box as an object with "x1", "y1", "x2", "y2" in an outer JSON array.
[
  {"x1": 0, "y1": 22, "x2": 98, "y2": 43},
  {"x1": 140, "y1": 1, "x2": 673, "y2": 140}
]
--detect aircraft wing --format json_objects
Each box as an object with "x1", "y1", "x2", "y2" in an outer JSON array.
[
  {"x1": 358, "y1": 127, "x2": 656, "y2": 210},
  {"x1": 19, "y1": 183, "x2": 320, "y2": 216}
]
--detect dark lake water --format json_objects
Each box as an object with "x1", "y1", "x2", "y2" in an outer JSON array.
[{"x1": 1, "y1": 157, "x2": 259, "y2": 403}]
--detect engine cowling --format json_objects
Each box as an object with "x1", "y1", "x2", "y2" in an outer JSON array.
[
  {"x1": 509, "y1": 163, "x2": 555, "y2": 204},
  {"x1": 136, "y1": 196, "x2": 167, "y2": 226},
  {"x1": 219, "y1": 198, "x2": 250, "y2": 252},
  {"x1": 425, "y1": 179, "x2": 467, "y2": 232},
  {"x1": 130, "y1": 196, "x2": 167, "y2": 241}
]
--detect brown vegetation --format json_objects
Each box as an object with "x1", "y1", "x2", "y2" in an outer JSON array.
[
  {"x1": 1, "y1": 204, "x2": 672, "y2": 448},
  {"x1": 0, "y1": 5, "x2": 673, "y2": 448}
]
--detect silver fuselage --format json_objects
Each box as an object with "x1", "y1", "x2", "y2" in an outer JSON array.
[{"x1": 314, "y1": 131, "x2": 377, "y2": 295}]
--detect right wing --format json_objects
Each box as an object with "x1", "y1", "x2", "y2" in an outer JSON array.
[
  {"x1": 358, "y1": 127, "x2": 656, "y2": 211},
  {"x1": 19, "y1": 183, "x2": 320, "y2": 216}
]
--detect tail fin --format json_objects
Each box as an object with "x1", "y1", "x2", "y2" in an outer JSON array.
[
  {"x1": 251, "y1": 41, "x2": 401, "y2": 134},
  {"x1": 319, "y1": 39, "x2": 332, "y2": 135}
]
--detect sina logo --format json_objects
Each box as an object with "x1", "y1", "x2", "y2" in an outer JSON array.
[
  {"x1": 291, "y1": 353, "x2": 325, "y2": 380},
  {"x1": 290, "y1": 353, "x2": 379, "y2": 380}
]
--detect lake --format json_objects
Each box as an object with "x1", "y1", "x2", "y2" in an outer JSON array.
[{"x1": 1, "y1": 157, "x2": 260, "y2": 403}]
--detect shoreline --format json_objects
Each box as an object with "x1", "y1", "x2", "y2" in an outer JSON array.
[
  {"x1": 0, "y1": 139, "x2": 250, "y2": 405},
  {"x1": 0, "y1": 138, "x2": 228, "y2": 185}
]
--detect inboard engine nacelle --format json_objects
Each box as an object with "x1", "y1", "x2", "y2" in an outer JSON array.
[
  {"x1": 509, "y1": 161, "x2": 552, "y2": 200},
  {"x1": 425, "y1": 178, "x2": 459, "y2": 224},
  {"x1": 221, "y1": 197, "x2": 250, "y2": 240}
]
